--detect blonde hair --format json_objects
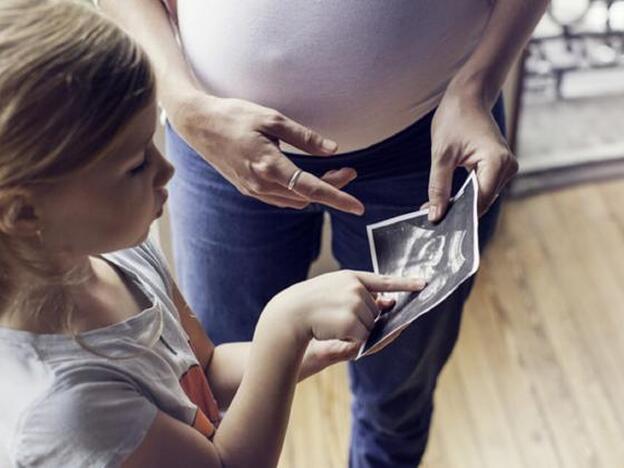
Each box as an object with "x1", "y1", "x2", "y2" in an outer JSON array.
[{"x1": 0, "y1": 0, "x2": 156, "y2": 336}]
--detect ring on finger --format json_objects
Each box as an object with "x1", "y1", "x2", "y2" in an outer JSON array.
[{"x1": 287, "y1": 168, "x2": 304, "y2": 191}]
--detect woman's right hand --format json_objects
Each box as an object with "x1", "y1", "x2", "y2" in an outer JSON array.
[
  {"x1": 265, "y1": 270, "x2": 426, "y2": 348},
  {"x1": 167, "y1": 91, "x2": 365, "y2": 214}
]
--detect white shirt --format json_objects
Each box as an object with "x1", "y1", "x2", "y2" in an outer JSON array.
[
  {"x1": 174, "y1": 0, "x2": 493, "y2": 153},
  {"x1": 0, "y1": 240, "x2": 220, "y2": 467}
]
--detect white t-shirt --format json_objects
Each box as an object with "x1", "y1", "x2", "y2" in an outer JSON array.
[
  {"x1": 172, "y1": 0, "x2": 493, "y2": 153},
  {"x1": 0, "y1": 240, "x2": 221, "y2": 468}
]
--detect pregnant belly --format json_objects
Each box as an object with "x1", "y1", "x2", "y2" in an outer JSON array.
[{"x1": 177, "y1": 0, "x2": 491, "y2": 150}]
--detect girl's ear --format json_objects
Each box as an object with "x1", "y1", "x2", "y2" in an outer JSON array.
[{"x1": 0, "y1": 190, "x2": 40, "y2": 237}]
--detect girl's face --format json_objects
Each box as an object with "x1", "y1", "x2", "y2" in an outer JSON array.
[{"x1": 35, "y1": 97, "x2": 175, "y2": 257}]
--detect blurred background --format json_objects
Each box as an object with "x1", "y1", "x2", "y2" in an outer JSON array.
[{"x1": 153, "y1": 1, "x2": 624, "y2": 466}]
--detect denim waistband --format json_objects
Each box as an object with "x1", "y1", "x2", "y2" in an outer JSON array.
[
  {"x1": 286, "y1": 96, "x2": 505, "y2": 181},
  {"x1": 285, "y1": 108, "x2": 435, "y2": 181}
]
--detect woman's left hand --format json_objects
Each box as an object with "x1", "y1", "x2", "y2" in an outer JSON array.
[{"x1": 427, "y1": 91, "x2": 518, "y2": 221}]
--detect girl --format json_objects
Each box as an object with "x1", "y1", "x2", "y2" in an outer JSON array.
[{"x1": 0, "y1": 1, "x2": 424, "y2": 467}]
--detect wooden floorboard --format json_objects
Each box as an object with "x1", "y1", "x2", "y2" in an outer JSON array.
[{"x1": 278, "y1": 178, "x2": 624, "y2": 468}]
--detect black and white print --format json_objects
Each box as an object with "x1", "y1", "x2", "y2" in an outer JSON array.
[{"x1": 357, "y1": 171, "x2": 480, "y2": 358}]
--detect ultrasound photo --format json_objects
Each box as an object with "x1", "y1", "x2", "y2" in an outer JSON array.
[{"x1": 357, "y1": 171, "x2": 480, "y2": 359}]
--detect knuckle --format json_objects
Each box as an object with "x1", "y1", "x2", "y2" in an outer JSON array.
[
  {"x1": 342, "y1": 317, "x2": 359, "y2": 335},
  {"x1": 493, "y1": 147, "x2": 512, "y2": 163},
  {"x1": 431, "y1": 143, "x2": 445, "y2": 159},
  {"x1": 246, "y1": 179, "x2": 263, "y2": 194},
  {"x1": 336, "y1": 271, "x2": 357, "y2": 288},
  {"x1": 301, "y1": 128, "x2": 316, "y2": 147},
  {"x1": 432, "y1": 146, "x2": 455, "y2": 165},
  {"x1": 344, "y1": 271, "x2": 360, "y2": 285},
  {"x1": 339, "y1": 270, "x2": 353, "y2": 280},
  {"x1": 508, "y1": 156, "x2": 519, "y2": 174},
  {"x1": 265, "y1": 111, "x2": 285, "y2": 128},
  {"x1": 334, "y1": 270, "x2": 350, "y2": 283},
  {"x1": 352, "y1": 275, "x2": 365, "y2": 289},
  {"x1": 306, "y1": 184, "x2": 322, "y2": 199},
  {"x1": 493, "y1": 150, "x2": 518, "y2": 177},
  {"x1": 251, "y1": 160, "x2": 278, "y2": 179},
  {"x1": 428, "y1": 183, "x2": 447, "y2": 198}
]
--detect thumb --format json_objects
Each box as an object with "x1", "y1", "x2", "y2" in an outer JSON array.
[
  {"x1": 428, "y1": 158, "x2": 454, "y2": 222},
  {"x1": 320, "y1": 339, "x2": 361, "y2": 363},
  {"x1": 336, "y1": 341, "x2": 361, "y2": 361},
  {"x1": 475, "y1": 163, "x2": 500, "y2": 216}
]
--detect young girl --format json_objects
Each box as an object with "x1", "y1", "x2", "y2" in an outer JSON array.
[{"x1": 0, "y1": 1, "x2": 424, "y2": 467}]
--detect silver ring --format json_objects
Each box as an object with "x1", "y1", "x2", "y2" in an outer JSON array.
[{"x1": 287, "y1": 168, "x2": 303, "y2": 191}]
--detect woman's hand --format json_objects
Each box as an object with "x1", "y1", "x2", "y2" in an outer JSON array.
[
  {"x1": 428, "y1": 90, "x2": 518, "y2": 221},
  {"x1": 167, "y1": 92, "x2": 364, "y2": 214}
]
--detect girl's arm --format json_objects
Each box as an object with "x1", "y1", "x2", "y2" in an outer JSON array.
[
  {"x1": 125, "y1": 277, "x2": 308, "y2": 468},
  {"x1": 124, "y1": 304, "x2": 307, "y2": 468},
  {"x1": 203, "y1": 335, "x2": 363, "y2": 408},
  {"x1": 123, "y1": 271, "x2": 424, "y2": 468},
  {"x1": 173, "y1": 280, "x2": 362, "y2": 409},
  {"x1": 171, "y1": 280, "x2": 247, "y2": 407}
]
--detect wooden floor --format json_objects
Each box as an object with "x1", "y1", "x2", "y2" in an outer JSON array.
[{"x1": 278, "y1": 178, "x2": 624, "y2": 468}]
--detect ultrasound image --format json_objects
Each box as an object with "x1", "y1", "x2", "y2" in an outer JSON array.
[{"x1": 358, "y1": 172, "x2": 480, "y2": 358}]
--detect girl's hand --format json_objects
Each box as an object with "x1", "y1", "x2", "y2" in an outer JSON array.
[
  {"x1": 265, "y1": 270, "x2": 426, "y2": 364},
  {"x1": 297, "y1": 295, "x2": 398, "y2": 380},
  {"x1": 298, "y1": 339, "x2": 359, "y2": 380}
]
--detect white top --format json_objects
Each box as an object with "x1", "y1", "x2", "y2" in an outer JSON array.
[
  {"x1": 174, "y1": 0, "x2": 493, "y2": 153},
  {"x1": 0, "y1": 240, "x2": 220, "y2": 467}
]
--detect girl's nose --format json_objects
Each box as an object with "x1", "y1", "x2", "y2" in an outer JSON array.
[{"x1": 152, "y1": 146, "x2": 175, "y2": 188}]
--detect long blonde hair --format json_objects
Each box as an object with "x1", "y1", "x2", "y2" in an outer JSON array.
[{"x1": 0, "y1": 0, "x2": 156, "y2": 334}]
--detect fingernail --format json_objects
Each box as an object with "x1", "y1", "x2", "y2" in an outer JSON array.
[
  {"x1": 428, "y1": 205, "x2": 438, "y2": 222},
  {"x1": 351, "y1": 205, "x2": 365, "y2": 216},
  {"x1": 415, "y1": 279, "x2": 427, "y2": 289},
  {"x1": 322, "y1": 139, "x2": 338, "y2": 153}
]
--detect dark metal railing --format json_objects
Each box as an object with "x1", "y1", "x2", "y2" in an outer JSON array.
[{"x1": 524, "y1": 0, "x2": 624, "y2": 98}]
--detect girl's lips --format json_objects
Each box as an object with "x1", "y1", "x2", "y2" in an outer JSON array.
[
  {"x1": 156, "y1": 188, "x2": 168, "y2": 206},
  {"x1": 155, "y1": 189, "x2": 168, "y2": 217}
]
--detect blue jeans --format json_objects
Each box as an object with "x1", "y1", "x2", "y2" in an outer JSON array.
[{"x1": 165, "y1": 99, "x2": 505, "y2": 467}]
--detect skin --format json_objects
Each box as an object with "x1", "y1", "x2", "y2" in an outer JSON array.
[
  {"x1": 0, "y1": 95, "x2": 426, "y2": 467},
  {"x1": 100, "y1": 0, "x2": 548, "y2": 220},
  {"x1": 426, "y1": 0, "x2": 550, "y2": 220},
  {"x1": 0, "y1": 99, "x2": 174, "y2": 333}
]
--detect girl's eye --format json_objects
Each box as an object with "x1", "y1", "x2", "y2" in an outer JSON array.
[{"x1": 129, "y1": 154, "x2": 149, "y2": 175}]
